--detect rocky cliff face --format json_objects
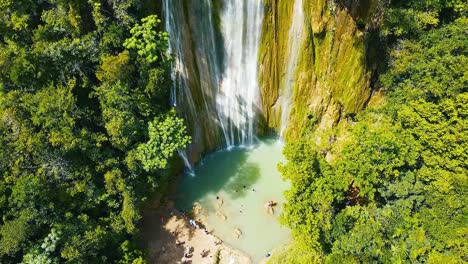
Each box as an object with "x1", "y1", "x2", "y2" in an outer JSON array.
[
  {"x1": 163, "y1": 0, "x2": 226, "y2": 162},
  {"x1": 259, "y1": 0, "x2": 380, "y2": 140},
  {"x1": 163, "y1": 0, "x2": 381, "y2": 163}
]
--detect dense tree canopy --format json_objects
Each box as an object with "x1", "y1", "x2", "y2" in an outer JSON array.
[
  {"x1": 1, "y1": 0, "x2": 466, "y2": 263},
  {"x1": 276, "y1": 2, "x2": 467, "y2": 263},
  {"x1": 0, "y1": 1, "x2": 188, "y2": 263}
]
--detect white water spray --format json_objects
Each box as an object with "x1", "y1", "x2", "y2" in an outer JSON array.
[
  {"x1": 280, "y1": 0, "x2": 305, "y2": 137},
  {"x1": 164, "y1": 0, "x2": 265, "y2": 158},
  {"x1": 217, "y1": 0, "x2": 264, "y2": 147},
  {"x1": 163, "y1": 0, "x2": 197, "y2": 174}
]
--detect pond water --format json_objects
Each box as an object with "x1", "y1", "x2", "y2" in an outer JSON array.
[{"x1": 175, "y1": 138, "x2": 291, "y2": 262}]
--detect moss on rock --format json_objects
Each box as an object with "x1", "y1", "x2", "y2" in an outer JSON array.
[{"x1": 258, "y1": 0, "x2": 379, "y2": 141}]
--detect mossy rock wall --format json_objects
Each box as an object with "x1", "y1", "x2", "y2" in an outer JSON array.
[
  {"x1": 163, "y1": 0, "x2": 379, "y2": 162},
  {"x1": 259, "y1": 0, "x2": 378, "y2": 140},
  {"x1": 257, "y1": 0, "x2": 294, "y2": 133},
  {"x1": 165, "y1": 0, "x2": 226, "y2": 162}
]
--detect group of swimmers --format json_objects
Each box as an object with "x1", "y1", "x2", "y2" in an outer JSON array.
[{"x1": 216, "y1": 191, "x2": 278, "y2": 216}]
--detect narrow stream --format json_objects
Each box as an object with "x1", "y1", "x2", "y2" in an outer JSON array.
[{"x1": 175, "y1": 138, "x2": 291, "y2": 262}]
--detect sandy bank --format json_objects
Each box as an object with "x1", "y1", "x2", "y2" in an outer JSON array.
[{"x1": 141, "y1": 202, "x2": 252, "y2": 264}]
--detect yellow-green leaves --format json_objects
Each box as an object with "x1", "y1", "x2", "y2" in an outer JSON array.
[
  {"x1": 137, "y1": 109, "x2": 191, "y2": 171},
  {"x1": 96, "y1": 50, "x2": 133, "y2": 82},
  {"x1": 281, "y1": 15, "x2": 467, "y2": 263},
  {"x1": 123, "y1": 15, "x2": 169, "y2": 64},
  {"x1": 0, "y1": 1, "x2": 179, "y2": 263},
  {"x1": 10, "y1": 13, "x2": 29, "y2": 31}
]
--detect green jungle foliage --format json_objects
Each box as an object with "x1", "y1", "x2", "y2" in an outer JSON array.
[
  {"x1": 0, "y1": 0, "x2": 189, "y2": 263},
  {"x1": 1, "y1": 0, "x2": 466, "y2": 263},
  {"x1": 276, "y1": 1, "x2": 467, "y2": 264}
]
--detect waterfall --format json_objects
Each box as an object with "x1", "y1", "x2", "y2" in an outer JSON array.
[
  {"x1": 163, "y1": 1, "x2": 194, "y2": 111},
  {"x1": 279, "y1": 0, "x2": 305, "y2": 137},
  {"x1": 217, "y1": 0, "x2": 264, "y2": 147},
  {"x1": 163, "y1": 0, "x2": 199, "y2": 173},
  {"x1": 178, "y1": 150, "x2": 195, "y2": 176},
  {"x1": 163, "y1": 0, "x2": 264, "y2": 159}
]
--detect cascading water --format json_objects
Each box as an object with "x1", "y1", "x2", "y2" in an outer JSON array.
[
  {"x1": 279, "y1": 0, "x2": 305, "y2": 137},
  {"x1": 163, "y1": 0, "x2": 196, "y2": 112},
  {"x1": 164, "y1": 0, "x2": 264, "y2": 158},
  {"x1": 163, "y1": 0, "x2": 194, "y2": 174},
  {"x1": 217, "y1": 0, "x2": 264, "y2": 147},
  {"x1": 159, "y1": 2, "x2": 292, "y2": 260}
]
